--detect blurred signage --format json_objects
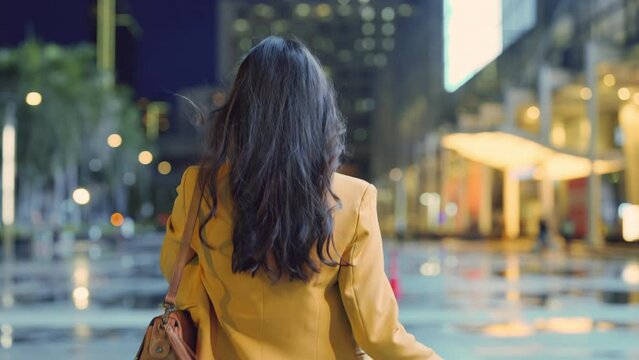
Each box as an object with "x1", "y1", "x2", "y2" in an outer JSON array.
[{"x1": 444, "y1": 0, "x2": 536, "y2": 92}]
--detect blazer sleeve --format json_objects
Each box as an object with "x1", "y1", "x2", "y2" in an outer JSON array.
[
  {"x1": 159, "y1": 167, "x2": 192, "y2": 282},
  {"x1": 338, "y1": 184, "x2": 442, "y2": 360}
]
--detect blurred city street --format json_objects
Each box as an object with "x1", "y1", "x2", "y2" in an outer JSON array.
[
  {"x1": 1, "y1": 236, "x2": 638, "y2": 360},
  {"x1": 4, "y1": 0, "x2": 639, "y2": 358}
]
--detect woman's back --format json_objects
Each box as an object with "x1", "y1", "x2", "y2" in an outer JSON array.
[{"x1": 160, "y1": 166, "x2": 439, "y2": 359}]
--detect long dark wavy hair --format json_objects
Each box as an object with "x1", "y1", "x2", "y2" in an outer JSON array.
[{"x1": 197, "y1": 36, "x2": 347, "y2": 282}]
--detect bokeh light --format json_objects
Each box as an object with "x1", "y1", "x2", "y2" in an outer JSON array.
[
  {"x1": 618, "y1": 87, "x2": 631, "y2": 101},
  {"x1": 111, "y1": 212, "x2": 125, "y2": 227},
  {"x1": 138, "y1": 150, "x2": 153, "y2": 165},
  {"x1": 25, "y1": 91, "x2": 42, "y2": 106},
  {"x1": 526, "y1": 105, "x2": 540, "y2": 120},
  {"x1": 389, "y1": 168, "x2": 403, "y2": 181},
  {"x1": 295, "y1": 3, "x2": 311, "y2": 17},
  {"x1": 157, "y1": 161, "x2": 172, "y2": 175},
  {"x1": 315, "y1": 3, "x2": 332, "y2": 18},
  {"x1": 72, "y1": 287, "x2": 90, "y2": 310},
  {"x1": 72, "y1": 188, "x2": 91, "y2": 205},
  {"x1": 107, "y1": 133, "x2": 122, "y2": 148},
  {"x1": 603, "y1": 73, "x2": 616, "y2": 87}
]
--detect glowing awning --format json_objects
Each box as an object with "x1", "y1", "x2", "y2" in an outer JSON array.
[{"x1": 442, "y1": 131, "x2": 624, "y2": 180}]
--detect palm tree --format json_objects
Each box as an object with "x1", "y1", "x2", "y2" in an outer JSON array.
[{"x1": 0, "y1": 39, "x2": 151, "y2": 237}]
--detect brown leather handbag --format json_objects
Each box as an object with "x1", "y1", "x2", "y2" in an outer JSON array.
[{"x1": 135, "y1": 183, "x2": 204, "y2": 360}]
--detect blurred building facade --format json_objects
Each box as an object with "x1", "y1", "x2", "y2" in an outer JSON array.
[
  {"x1": 216, "y1": 0, "x2": 419, "y2": 178},
  {"x1": 381, "y1": 0, "x2": 639, "y2": 246}
]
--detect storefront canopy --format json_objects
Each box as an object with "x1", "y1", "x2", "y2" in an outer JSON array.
[{"x1": 442, "y1": 131, "x2": 624, "y2": 180}]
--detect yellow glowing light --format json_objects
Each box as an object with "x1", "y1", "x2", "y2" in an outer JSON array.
[
  {"x1": 622, "y1": 204, "x2": 639, "y2": 242},
  {"x1": 442, "y1": 132, "x2": 553, "y2": 169},
  {"x1": 74, "y1": 287, "x2": 89, "y2": 300},
  {"x1": 526, "y1": 106, "x2": 540, "y2": 120},
  {"x1": 138, "y1": 150, "x2": 153, "y2": 165},
  {"x1": 315, "y1": 3, "x2": 332, "y2": 18},
  {"x1": 633, "y1": 92, "x2": 639, "y2": 105},
  {"x1": 72, "y1": 188, "x2": 91, "y2": 205},
  {"x1": 443, "y1": 131, "x2": 623, "y2": 181},
  {"x1": 622, "y1": 262, "x2": 639, "y2": 285},
  {"x1": 603, "y1": 73, "x2": 616, "y2": 87},
  {"x1": 580, "y1": 87, "x2": 592, "y2": 100},
  {"x1": 482, "y1": 322, "x2": 534, "y2": 337},
  {"x1": 107, "y1": 133, "x2": 122, "y2": 148},
  {"x1": 157, "y1": 161, "x2": 172, "y2": 175},
  {"x1": 618, "y1": 87, "x2": 631, "y2": 101},
  {"x1": 111, "y1": 212, "x2": 125, "y2": 227},
  {"x1": 389, "y1": 168, "x2": 403, "y2": 181},
  {"x1": 72, "y1": 286, "x2": 90, "y2": 310},
  {"x1": 540, "y1": 317, "x2": 593, "y2": 334},
  {"x1": 25, "y1": 91, "x2": 42, "y2": 106}
]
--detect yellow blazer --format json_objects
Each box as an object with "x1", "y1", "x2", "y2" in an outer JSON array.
[{"x1": 160, "y1": 166, "x2": 441, "y2": 359}]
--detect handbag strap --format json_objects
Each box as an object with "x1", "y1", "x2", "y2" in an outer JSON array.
[{"x1": 164, "y1": 178, "x2": 204, "y2": 308}]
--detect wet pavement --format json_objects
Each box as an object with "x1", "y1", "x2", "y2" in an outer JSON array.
[{"x1": 1, "y1": 235, "x2": 639, "y2": 359}]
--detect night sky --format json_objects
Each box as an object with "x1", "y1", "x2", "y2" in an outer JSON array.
[{"x1": 2, "y1": 0, "x2": 220, "y2": 101}]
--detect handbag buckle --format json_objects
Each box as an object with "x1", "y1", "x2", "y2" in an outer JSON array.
[{"x1": 162, "y1": 302, "x2": 175, "y2": 326}]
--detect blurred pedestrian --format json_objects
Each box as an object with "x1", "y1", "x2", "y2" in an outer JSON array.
[
  {"x1": 534, "y1": 219, "x2": 549, "y2": 252},
  {"x1": 159, "y1": 36, "x2": 441, "y2": 359}
]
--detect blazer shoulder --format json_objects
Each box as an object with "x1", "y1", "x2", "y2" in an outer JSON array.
[
  {"x1": 332, "y1": 172, "x2": 374, "y2": 211},
  {"x1": 181, "y1": 165, "x2": 201, "y2": 187},
  {"x1": 333, "y1": 172, "x2": 370, "y2": 192}
]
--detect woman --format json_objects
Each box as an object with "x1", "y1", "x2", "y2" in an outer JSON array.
[{"x1": 160, "y1": 36, "x2": 441, "y2": 359}]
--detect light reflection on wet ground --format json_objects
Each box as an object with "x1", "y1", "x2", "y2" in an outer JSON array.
[{"x1": 1, "y1": 236, "x2": 639, "y2": 359}]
